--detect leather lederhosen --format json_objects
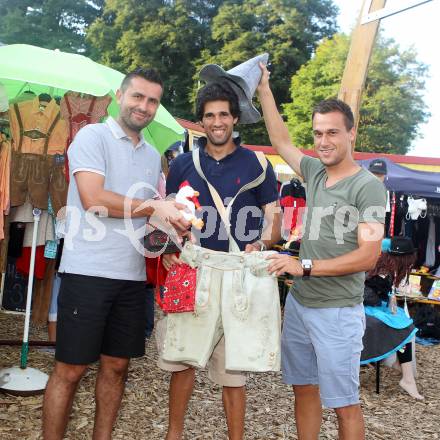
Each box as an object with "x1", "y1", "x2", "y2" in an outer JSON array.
[
  {"x1": 49, "y1": 153, "x2": 68, "y2": 214},
  {"x1": 10, "y1": 103, "x2": 68, "y2": 213}
]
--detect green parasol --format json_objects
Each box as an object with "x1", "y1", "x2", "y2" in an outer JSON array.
[{"x1": 0, "y1": 44, "x2": 184, "y2": 153}]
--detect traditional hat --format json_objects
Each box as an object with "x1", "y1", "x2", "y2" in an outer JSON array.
[
  {"x1": 388, "y1": 237, "x2": 416, "y2": 255},
  {"x1": 199, "y1": 53, "x2": 269, "y2": 124}
]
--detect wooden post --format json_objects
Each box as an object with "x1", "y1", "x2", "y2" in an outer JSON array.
[{"x1": 338, "y1": 0, "x2": 387, "y2": 149}]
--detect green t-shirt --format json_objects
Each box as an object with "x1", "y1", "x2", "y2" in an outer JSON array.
[{"x1": 291, "y1": 155, "x2": 387, "y2": 308}]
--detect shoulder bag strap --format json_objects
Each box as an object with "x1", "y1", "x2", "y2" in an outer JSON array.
[{"x1": 43, "y1": 111, "x2": 61, "y2": 156}]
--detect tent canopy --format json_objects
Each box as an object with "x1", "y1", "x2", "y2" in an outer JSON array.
[{"x1": 359, "y1": 158, "x2": 440, "y2": 199}]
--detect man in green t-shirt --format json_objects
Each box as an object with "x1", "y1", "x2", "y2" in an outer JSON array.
[{"x1": 258, "y1": 64, "x2": 386, "y2": 439}]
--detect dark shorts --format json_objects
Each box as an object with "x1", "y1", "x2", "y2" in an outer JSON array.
[{"x1": 56, "y1": 273, "x2": 148, "y2": 365}]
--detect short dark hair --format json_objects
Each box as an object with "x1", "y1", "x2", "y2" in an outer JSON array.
[
  {"x1": 195, "y1": 82, "x2": 241, "y2": 122},
  {"x1": 120, "y1": 67, "x2": 163, "y2": 91},
  {"x1": 312, "y1": 98, "x2": 354, "y2": 131}
]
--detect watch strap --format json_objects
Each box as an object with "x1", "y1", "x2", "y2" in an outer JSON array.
[{"x1": 302, "y1": 266, "x2": 312, "y2": 277}]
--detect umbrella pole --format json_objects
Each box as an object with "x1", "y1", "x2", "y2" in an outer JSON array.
[
  {"x1": 0, "y1": 208, "x2": 49, "y2": 395},
  {"x1": 20, "y1": 208, "x2": 40, "y2": 369}
]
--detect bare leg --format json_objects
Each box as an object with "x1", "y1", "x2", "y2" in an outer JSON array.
[
  {"x1": 335, "y1": 404, "x2": 365, "y2": 440},
  {"x1": 166, "y1": 368, "x2": 195, "y2": 440},
  {"x1": 399, "y1": 361, "x2": 424, "y2": 400},
  {"x1": 222, "y1": 386, "x2": 245, "y2": 440},
  {"x1": 48, "y1": 321, "x2": 57, "y2": 342},
  {"x1": 391, "y1": 359, "x2": 402, "y2": 372},
  {"x1": 43, "y1": 361, "x2": 88, "y2": 440},
  {"x1": 292, "y1": 384, "x2": 322, "y2": 440},
  {"x1": 93, "y1": 354, "x2": 130, "y2": 440}
]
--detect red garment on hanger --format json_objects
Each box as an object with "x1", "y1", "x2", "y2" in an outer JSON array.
[
  {"x1": 60, "y1": 93, "x2": 111, "y2": 180},
  {"x1": 280, "y1": 195, "x2": 306, "y2": 233},
  {"x1": 389, "y1": 192, "x2": 396, "y2": 237},
  {"x1": 60, "y1": 93, "x2": 111, "y2": 143},
  {"x1": 16, "y1": 246, "x2": 47, "y2": 279}
]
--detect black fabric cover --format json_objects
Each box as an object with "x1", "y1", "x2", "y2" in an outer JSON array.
[
  {"x1": 361, "y1": 316, "x2": 415, "y2": 363},
  {"x1": 7, "y1": 222, "x2": 26, "y2": 258}
]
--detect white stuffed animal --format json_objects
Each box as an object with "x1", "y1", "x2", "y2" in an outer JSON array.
[{"x1": 176, "y1": 181, "x2": 204, "y2": 230}]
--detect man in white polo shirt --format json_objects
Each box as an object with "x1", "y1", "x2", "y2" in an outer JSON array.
[{"x1": 43, "y1": 68, "x2": 189, "y2": 440}]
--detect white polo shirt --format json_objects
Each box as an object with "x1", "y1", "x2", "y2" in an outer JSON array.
[{"x1": 59, "y1": 117, "x2": 161, "y2": 281}]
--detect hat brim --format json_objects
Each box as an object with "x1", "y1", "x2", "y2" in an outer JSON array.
[
  {"x1": 199, "y1": 64, "x2": 261, "y2": 124},
  {"x1": 369, "y1": 167, "x2": 387, "y2": 175},
  {"x1": 388, "y1": 249, "x2": 416, "y2": 256}
]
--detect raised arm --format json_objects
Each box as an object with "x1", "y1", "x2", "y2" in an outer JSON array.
[{"x1": 257, "y1": 62, "x2": 304, "y2": 177}]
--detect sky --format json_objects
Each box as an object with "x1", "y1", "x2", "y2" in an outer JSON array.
[{"x1": 333, "y1": 0, "x2": 439, "y2": 158}]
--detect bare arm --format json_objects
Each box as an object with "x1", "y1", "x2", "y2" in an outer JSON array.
[
  {"x1": 75, "y1": 171, "x2": 147, "y2": 217},
  {"x1": 310, "y1": 223, "x2": 384, "y2": 276},
  {"x1": 267, "y1": 222, "x2": 384, "y2": 276},
  {"x1": 245, "y1": 201, "x2": 282, "y2": 252},
  {"x1": 257, "y1": 63, "x2": 304, "y2": 177},
  {"x1": 75, "y1": 171, "x2": 190, "y2": 231}
]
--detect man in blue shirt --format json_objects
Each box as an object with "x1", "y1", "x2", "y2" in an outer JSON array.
[{"x1": 159, "y1": 82, "x2": 281, "y2": 440}]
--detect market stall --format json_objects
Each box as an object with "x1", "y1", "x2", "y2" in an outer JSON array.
[{"x1": 0, "y1": 44, "x2": 184, "y2": 394}]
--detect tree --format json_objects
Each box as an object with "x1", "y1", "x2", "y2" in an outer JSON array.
[
  {"x1": 87, "y1": 0, "x2": 222, "y2": 120},
  {"x1": 87, "y1": 0, "x2": 337, "y2": 131},
  {"x1": 193, "y1": 0, "x2": 338, "y2": 144},
  {"x1": 0, "y1": 0, "x2": 103, "y2": 53},
  {"x1": 283, "y1": 33, "x2": 430, "y2": 154}
]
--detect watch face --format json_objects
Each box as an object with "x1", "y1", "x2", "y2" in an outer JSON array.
[{"x1": 302, "y1": 259, "x2": 312, "y2": 268}]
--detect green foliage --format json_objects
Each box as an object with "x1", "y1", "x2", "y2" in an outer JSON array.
[
  {"x1": 87, "y1": 0, "x2": 337, "y2": 135},
  {"x1": 3, "y1": 1, "x2": 425, "y2": 154},
  {"x1": 87, "y1": 0, "x2": 221, "y2": 120},
  {"x1": 0, "y1": 0, "x2": 339, "y2": 138},
  {"x1": 194, "y1": 0, "x2": 338, "y2": 144},
  {"x1": 0, "y1": 0, "x2": 102, "y2": 53},
  {"x1": 283, "y1": 33, "x2": 430, "y2": 154}
]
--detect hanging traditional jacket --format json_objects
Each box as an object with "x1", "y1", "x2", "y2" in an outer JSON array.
[
  {"x1": 60, "y1": 92, "x2": 111, "y2": 181},
  {"x1": 8, "y1": 97, "x2": 69, "y2": 211}
]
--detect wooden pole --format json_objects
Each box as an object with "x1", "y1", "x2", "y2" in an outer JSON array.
[{"x1": 338, "y1": 0, "x2": 387, "y2": 150}]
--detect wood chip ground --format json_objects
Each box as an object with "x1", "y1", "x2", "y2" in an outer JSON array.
[{"x1": 1, "y1": 312, "x2": 439, "y2": 439}]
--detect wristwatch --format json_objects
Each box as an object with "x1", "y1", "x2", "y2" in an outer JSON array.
[
  {"x1": 301, "y1": 259, "x2": 313, "y2": 279},
  {"x1": 253, "y1": 240, "x2": 267, "y2": 251}
]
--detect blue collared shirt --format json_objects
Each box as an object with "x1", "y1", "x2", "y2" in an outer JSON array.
[{"x1": 166, "y1": 137, "x2": 278, "y2": 251}]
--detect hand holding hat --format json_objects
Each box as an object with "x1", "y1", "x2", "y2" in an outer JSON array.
[
  {"x1": 199, "y1": 53, "x2": 269, "y2": 124},
  {"x1": 257, "y1": 61, "x2": 271, "y2": 93}
]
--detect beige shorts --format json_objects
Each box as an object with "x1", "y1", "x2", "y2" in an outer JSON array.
[
  {"x1": 160, "y1": 243, "x2": 281, "y2": 373},
  {"x1": 156, "y1": 317, "x2": 246, "y2": 387}
]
